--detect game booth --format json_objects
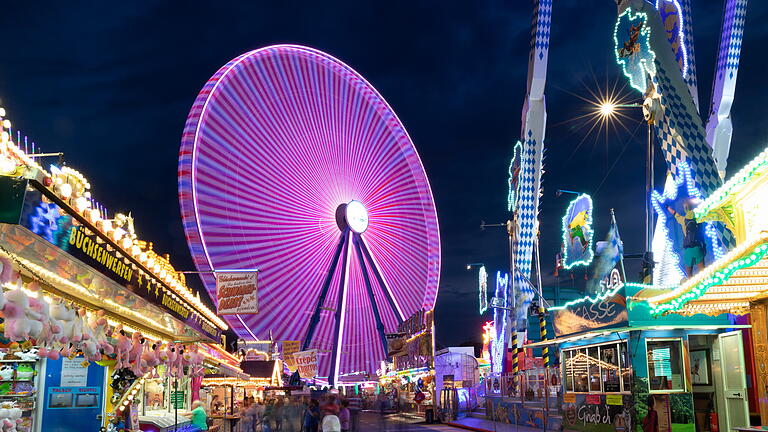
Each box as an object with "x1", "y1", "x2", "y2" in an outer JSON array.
[{"x1": 0, "y1": 112, "x2": 231, "y2": 431}]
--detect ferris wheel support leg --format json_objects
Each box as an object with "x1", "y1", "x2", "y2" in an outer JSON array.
[
  {"x1": 302, "y1": 229, "x2": 350, "y2": 352},
  {"x1": 357, "y1": 237, "x2": 405, "y2": 325},
  {"x1": 329, "y1": 231, "x2": 352, "y2": 387},
  {"x1": 353, "y1": 234, "x2": 389, "y2": 356}
]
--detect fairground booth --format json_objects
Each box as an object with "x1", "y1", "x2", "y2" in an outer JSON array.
[
  {"x1": 638, "y1": 146, "x2": 768, "y2": 429},
  {"x1": 380, "y1": 309, "x2": 436, "y2": 417},
  {"x1": 0, "y1": 110, "x2": 233, "y2": 431},
  {"x1": 523, "y1": 282, "x2": 746, "y2": 432}
]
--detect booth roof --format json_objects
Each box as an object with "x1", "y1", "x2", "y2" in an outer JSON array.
[
  {"x1": 523, "y1": 323, "x2": 750, "y2": 348},
  {"x1": 241, "y1": 360, "x2": 278, "y2": 379}
]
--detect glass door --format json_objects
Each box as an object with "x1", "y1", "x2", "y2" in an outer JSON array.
[{"x1": 718, "y1": 331, "x2": 749, "y2": 430}]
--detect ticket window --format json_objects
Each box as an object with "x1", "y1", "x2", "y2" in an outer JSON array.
[
  {"x1": 562, "y1": 341, "x2": 632, "y2": 394},
  {"x1": 646, "y1": 338, "x2": 685, "y2": 393}
]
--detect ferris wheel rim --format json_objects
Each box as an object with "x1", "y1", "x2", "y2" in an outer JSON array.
[{"x1": 178, "y1": 45, "x2": 442, "y2": 378}]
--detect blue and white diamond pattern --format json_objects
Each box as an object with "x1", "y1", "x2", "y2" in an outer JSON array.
[
  {"x1": 715, "y1": 0, "x2": 746, "y2": 80},
  {"x1": 681, "y1": 0, "x2": 699, "y2": 111},
  {"x1": 653, "y1": 62, "x2": 735, "y2": 248},
  {"x1": 530, "y1": 0, "x2": 552, "y2": 62},
  {"x1": 513, "y1": 129, "x2": 541, "y2": 280}
]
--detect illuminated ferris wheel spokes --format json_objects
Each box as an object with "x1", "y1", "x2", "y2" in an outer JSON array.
[
  {"x1": 178, "y1": 45, "x2": 440, "y2": 385},
  {"x1": 302, "y1": 201, "x2": 404, "y2": 380}
]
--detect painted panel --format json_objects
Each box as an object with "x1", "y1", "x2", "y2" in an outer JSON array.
[{"x1": 41, "y1": 357, "x2": 106, "y2": 432}]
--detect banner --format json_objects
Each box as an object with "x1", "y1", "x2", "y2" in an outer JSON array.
[
  {"x1": 552, "y1": 285, "x2": 628, "y2": 337},
  {"x1": 386, "y1": 333, "x2": 406, "y2": 357},
  {"x1": 293, "y1": 350, "x2": 318, "y2": 379},
  {"x1": 216, "y1": 272, "x2": 259, "y2": 315},
  {"x1": 282, "y1": 341, "x2": 301, "y2": 371}
]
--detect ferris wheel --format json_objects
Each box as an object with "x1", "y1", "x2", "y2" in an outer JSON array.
[{"x1": 178, "y1": 45, "x2": 440, "y2": 383}]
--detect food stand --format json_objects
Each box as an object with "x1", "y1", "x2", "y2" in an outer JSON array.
[{"x1": 382, "y1": 309, "x2": 435, "y2": 418}]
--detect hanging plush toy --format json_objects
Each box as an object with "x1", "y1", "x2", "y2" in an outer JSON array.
[
  {"x1": 141, "y1": 341, "x2": 160, "y2": 378},
  {"x1": 127, "y1": 332, "x2": 145, "y2": 376},
  {"x1": 172, "y1": 345, "x2": 185, "y2": 378},
  {"x1": 24, "y1": 283, "x2": 59, "y2": 360},
  {"x1": 77, "y1": 309, "x2": 100, "y2": 361},
  {"x1": 187, "y1": 345, "x2": 205, "y2": 377},
  {"x1": 112, "y1": 325, "x2": 132, "y2": 370},
  {"x1": 88, "y1": 310, "x2": 113, "y2": 355},
  {"x1": 0, "y1": 257, "x2": 21, "y2": 298},
  {"x1": 2, "y1": 288, "x2": 32, "y2": 342},
  {"x1": 50, "y1": 301, "x2": 76, "y2": 345},
  {"x1": 161, "y1": 343, "x2": 178, "y2": 378},
  {"x1": 0, "y1": 401, "x2": 22, "y2": 432},
  {"x1": 22, "y1": 282, "x2": 43, "y2": 341}
]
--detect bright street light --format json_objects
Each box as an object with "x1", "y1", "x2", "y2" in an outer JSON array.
[{"x1": 599, "y1": 101, "x2": 616, "y2": 117}]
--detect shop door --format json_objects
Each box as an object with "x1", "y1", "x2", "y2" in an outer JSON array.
[{"x1": 719, "y1": 331, "x2": 750, "y2": 430}]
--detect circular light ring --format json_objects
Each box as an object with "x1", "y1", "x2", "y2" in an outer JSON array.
[{"x1": 178, "y1": 45, "x2": 440, "y2": 378}]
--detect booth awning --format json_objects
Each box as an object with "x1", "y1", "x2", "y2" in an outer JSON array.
[
  {"x1": 0, "y1": 223, "x2": 215, "y2": 342},
  {"x1": 523, "y1": 323, "x2": 750, "y2": 348},
  {"x1": 641, "y1": 231, "x2": 768, "y2": 317}
]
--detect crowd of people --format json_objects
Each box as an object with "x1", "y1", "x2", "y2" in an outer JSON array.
[{"x1": 234, "y1": 394, "x2": 356, "y2": 432}]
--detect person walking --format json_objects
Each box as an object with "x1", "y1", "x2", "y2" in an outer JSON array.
[
  {"x1": 274, "y1": 398, "x2": 285, "y2": 431},
  {"x1": 240, "y1": 397, "x2": 259, "y2": 432},
  {"x1": 302, "y1": 399, "x2": 320, "y2": 432},
  {"x1": 338, "y1": 400, "x2": 350, "y2": 432},
  {"x1": 262, "y1": 399, "x2": 276, "y2": 432}
]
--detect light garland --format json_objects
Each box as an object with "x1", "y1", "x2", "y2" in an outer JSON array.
[
  {"x1": 8, "y1": 252, "x2": 175, "y2": 335},
  {"x1": 655, "y1": 0, "x2": 689, "y2": 78},
  {"x1": 114, "y1": 375, "x2": 148, "y2": 415},
  {"x1": 549, "y1": 282, "x2": 626, "y2": 311},
  {"x1": 491, "y1": 271, "x2": 508, "y2": 374},
  {"x1": 646, "y1": 231, "x2": 768, "y2": 315},
  {"x1": 478, "y1": 266, "x2": 488, "y2": 314},
  {"x1": 507, "y1": 141, "x2": 523, "y2": 212},
  {"x1": 694, "y1": 148, "x2": 768, "y2": 219},
  {"x1": 614, "y1": 8, "x2": 657, "y2": 93},
  {"x1": 560, "y1": 194, "x2": 594, "y2": 269},
  {"x1": 651, "y1": 161, "x2": 725, "y2": 281}
]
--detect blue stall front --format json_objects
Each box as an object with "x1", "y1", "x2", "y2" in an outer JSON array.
[{"x1": 517, "y1": 283, "x2": 749, "y2": 432}]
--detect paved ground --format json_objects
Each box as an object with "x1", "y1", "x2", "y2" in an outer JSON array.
[{"x1": 358, "y1": 411, "x2": 464, "y2": 431}]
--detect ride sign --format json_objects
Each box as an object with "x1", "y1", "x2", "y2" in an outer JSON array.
[
  {"x1": 216, "y1": 272, "x2": 259, "y2": 315},
  {"x1": 551, "y1": 285, "x2": 628, "y2": 337}
]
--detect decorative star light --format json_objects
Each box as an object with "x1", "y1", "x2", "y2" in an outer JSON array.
[
  {"x1": 650, "y1": 161, "x2": 726, "y2": 279},
  {"x1": 614, "y1": 9, "x2": 657, "y2": 93},
  {"x1": 507, "y1": 141, "x2": 523, "y2": 212},
  {"x1": 29, "y1": 201, "x2": 61, "y2": 244},
  {"x1": 561, "y1": 194, "x2": 595, "y2": 269}
]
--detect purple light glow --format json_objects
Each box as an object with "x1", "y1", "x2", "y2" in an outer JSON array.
[{"x1": 178, "y1": 45, "x2": 441, "y2": 379}]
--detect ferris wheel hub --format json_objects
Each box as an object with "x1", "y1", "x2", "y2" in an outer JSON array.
[{"x1": 336, "y1": 200, "x2": 369, "y2": 234}]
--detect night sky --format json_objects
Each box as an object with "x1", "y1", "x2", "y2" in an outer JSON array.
[{"x1": 1, "y1": 2, "x2": 766, "y2": 348}]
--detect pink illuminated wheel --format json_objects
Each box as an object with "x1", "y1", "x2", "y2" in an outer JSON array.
[{"x1": 178, "y1": 45, "x2": 440, "y2": 384}]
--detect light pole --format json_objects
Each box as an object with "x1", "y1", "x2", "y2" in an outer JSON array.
[{"x1": 596, "y1": 100, "x2": 655, "y2": 281}]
